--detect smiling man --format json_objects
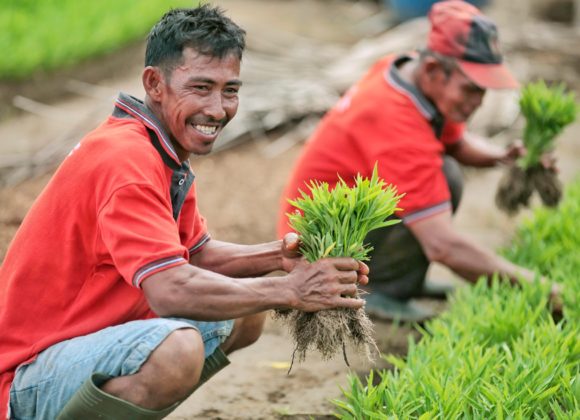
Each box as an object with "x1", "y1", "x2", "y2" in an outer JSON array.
[
  {"x1": 277, "y1": 1, "x2": 555, "y2": 322},
  {"x1": 0, "y1": 5, "x2": 369, "y2": 419}
]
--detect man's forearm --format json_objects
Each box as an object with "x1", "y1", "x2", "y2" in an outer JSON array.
[
  {"x1": 144, "y1": 263, "x2": 294, "y2": 320},
  {"x1": 189, "y1": 239, "x2": 283, "y2": 278},
  {"x1": 447, "y1": 133, "x2": 505, "y2": 167},
  {"x1": 441, "y1": 235, "x2": 536, "y2": 284}
]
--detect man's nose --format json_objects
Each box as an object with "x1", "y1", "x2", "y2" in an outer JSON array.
[{"x1": 203, "y1": 92, "x2": 226, "y2": 121}]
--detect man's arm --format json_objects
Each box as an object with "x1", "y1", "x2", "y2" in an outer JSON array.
[
  {"x1": 188, "y1": 239, "x2": 286, "y2": 278},
  {"x1": 141, "y1": 256, "x2": 368, "y2": 320},
  {"x1": 407, "y1": 210, "x2": 535, "y2": 284},
  {"x1": 446, "y1": 132, "x2": 518, "y2": 167}
]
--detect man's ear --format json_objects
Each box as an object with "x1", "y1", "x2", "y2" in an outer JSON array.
[
  {"x1": 422, "y1": 56, "x2": 443, "y2": 81},
  {"x1": 143, "y1": 66, "x2": 164, "y2": 101}
]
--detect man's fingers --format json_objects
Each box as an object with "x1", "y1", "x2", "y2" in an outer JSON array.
[
  {"x1": 337, "y1": 270, "x2": 358, "y2": 284},
  {"x1": 340, "y1": 283, "x2": 358, "y2": 297},
  {"x1": 326, "y1": 257, "x2": 359, "y2": 271},
  {"x1": 540, "y1": 154, "x2": 558, "y2": 171},
  {"x1": 283, "y1": 232, "x2": 300, "y2": 252},
  {"x1": 357, "y1": 274, "x2": 369, "y2": 286},
  {"x1": 358, "y1": 261, "x2": 369, "y2": 276},
  {"x1": 334, "y1": 296, "x2": 365, "y2": 310}
]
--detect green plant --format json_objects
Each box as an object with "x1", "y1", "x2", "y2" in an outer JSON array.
[
  {"x1": 1, "y1": 0, "x2": 195, "y2": 80},
  {"x1": 334, "y1": 180, "x2": 580, "y2": 418},
  {"x1": 278, "y1": 164, "x2": 403, "y2": 366},
  {"x1": 288, "y1": 164, "x2": 402, "y2": 262},
  {"x1": 495, "y1": 80, "x2": 577, "y2": 213},
  {"x1": 518, "y1": 81, "x2": 577, "y2": 170}
]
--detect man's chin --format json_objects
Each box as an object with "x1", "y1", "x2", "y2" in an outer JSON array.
[{"x1": 191, "y1": 145, "x2": 214, "y2": 156}]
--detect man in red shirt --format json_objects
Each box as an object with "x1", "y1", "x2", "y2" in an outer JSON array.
[
  {"x1": 278, "y1": 1, "x2": 557, "y2": 321},
  {"x1": 0, "y1": 5, "x2": 368, "y2": 419}
]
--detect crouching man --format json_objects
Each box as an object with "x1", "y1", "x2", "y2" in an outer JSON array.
[{"x1": 0, "y1": 5, "x2": 368, "y2": 419}]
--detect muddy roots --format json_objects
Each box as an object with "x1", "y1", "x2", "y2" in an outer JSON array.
[
  {"x1": 496, "y1": 164, "x2": 562, "y2": 214},
  {"x1": 274, "y1": 302, "x2": 378, "y2": 371},
  {"x1": 495, "y1": 165, "x2": 534, "y2": 214},
  {"x1": 530, "y1": 167, "x2": 562, "y2": 207}
]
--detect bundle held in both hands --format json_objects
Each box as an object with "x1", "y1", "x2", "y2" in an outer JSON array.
[
  {"x1": 276, "y1": 164, "x2": 402, "y2": 368},
  {"x1": 496, "y1": 80, "x2": 577, "y2": 214}
]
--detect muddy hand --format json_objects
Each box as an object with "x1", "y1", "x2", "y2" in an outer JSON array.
[
  {"x1": 501, "y1": 139, "x2": 526, "y2": 164},
  {"x1": 540, "y1": 153, "x2": 558, "y2": 172},
  {"x1": 288, "y1": 257, "x2": 364, "y2": 312}
]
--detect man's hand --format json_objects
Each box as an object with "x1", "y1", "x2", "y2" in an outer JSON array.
[
  {"x1": 280, "y1": 232, "x2": 302, "y2": 273},
  {"x1": 285, "y1": 257, "x2": 369, "y2": 312},
  {"x1": 499, "y1": 139, "x2": 526, "y2": 164},
  {"x1": 501, "y1": 139, "x2": 558, "y2": 171}
]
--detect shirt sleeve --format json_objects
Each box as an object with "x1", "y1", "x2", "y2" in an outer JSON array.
[
  {"x1": 177, "y1": 182, "x2": 210, "y2": 256},
  {"x1": 365, "y1": 115, "x2": 452, "y2": 224},
  {"x1": 98, "y1": 183, "x2": 189, "y2": 288},
  {"x1": 440, "y1": 121, "x2": 465, "y2": 146},
  {"x1": 374, "y1": 146, "x2": 451, "y2": 223}
]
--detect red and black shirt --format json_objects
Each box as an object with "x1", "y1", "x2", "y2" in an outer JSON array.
[
  {"x1": 0, "y1": 93, "x2": 209, "y2": 418},
  {"x1": 277, "y1": 54, "x2": 465, "y2": 237}
]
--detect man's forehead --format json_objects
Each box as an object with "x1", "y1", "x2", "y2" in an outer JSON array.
[
  {"x1": 453, "y1": 65, "x2": 484, "y2": 91},
  {"x1": 171, "y1": 47, "x2": 242, "y2": 81}
]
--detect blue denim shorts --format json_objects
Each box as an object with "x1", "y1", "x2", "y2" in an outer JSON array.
[{"x1": 8, "y1": 317, "x2": 234, "y2": 419}]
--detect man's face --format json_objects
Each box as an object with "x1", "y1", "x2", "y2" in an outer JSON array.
[
  {"x1": 432, "y1": 67, "x2": 486, "y2": 123},
  {"x1": 157, "y1": 48, "x2": 241, "y2": 160}
]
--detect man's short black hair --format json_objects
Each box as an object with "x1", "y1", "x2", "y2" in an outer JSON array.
[{"x1": 145, "y1": 4, "x2": 246, "y2": 74}]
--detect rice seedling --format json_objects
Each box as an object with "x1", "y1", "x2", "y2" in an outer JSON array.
[
  {"x1": 333, "y1": 180, "x2": 580, "y2": 418},
  {"x1": 277, "y1": 164, "x2": 402, "y2": 368},
  {"x1": 496, "y1": 80, "x2": 577, "y2": 214}
]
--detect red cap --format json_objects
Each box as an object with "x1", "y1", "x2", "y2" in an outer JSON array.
[{"x1": 427, "y1": 0, "x2": 518, "y2": 90}]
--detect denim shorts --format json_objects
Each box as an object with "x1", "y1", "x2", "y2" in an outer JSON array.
[{"x1": 8, "y1": 317, "x2": 234, "y2": 420}]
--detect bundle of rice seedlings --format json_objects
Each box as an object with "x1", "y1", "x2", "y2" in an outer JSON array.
[
  {"x1": 496, "y1": 80, "x2": 577, "y2": 214},
  {"x1": 277, "y1": 164, "x2": 403, "y2": 369}
]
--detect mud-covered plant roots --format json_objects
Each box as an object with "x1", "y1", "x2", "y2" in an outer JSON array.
[
  {"x1": 496, "y1": 80, "x2": 577, "y2": 214},
  {"x1": 277, "y1": 164, "x2": 402, "y2": 368}
]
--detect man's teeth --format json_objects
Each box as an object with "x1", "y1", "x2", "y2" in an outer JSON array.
[{"x1": 193, "y1": 124, "x2": 217, "y2": 135}]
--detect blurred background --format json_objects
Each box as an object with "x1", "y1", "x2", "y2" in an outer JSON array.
[{"x1": 1, "y1": 0, "x2": 579, "y2": 418}]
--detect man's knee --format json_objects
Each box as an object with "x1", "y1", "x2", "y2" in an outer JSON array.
[
  {"x1": 98, "y1": 327, "x2": 205, "y2": 410},
  {"x1": 126, "y1": 328, "x2": 204, "y2": 398},
  {"x1": 152, "y1": 328, "x2": 205, "y2": 386}
]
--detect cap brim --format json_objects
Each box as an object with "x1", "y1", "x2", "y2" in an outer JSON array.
[{"x1": 458, "y1": 61, "x2": 519, "y2": 90}]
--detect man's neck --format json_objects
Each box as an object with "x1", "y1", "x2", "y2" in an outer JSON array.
[{"x1": 397, "y1": 57, "x2": 420, "y2": 88}]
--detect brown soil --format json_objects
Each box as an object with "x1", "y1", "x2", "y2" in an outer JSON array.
[{"x1": 1, "y1": 1, "x2": 580, "y2": 419}]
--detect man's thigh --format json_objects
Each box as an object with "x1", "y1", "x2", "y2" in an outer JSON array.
[{"x1": 9, "y1": 318, "x2": 233, "y2": 419}]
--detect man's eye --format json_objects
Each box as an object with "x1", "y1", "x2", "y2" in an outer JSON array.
[{"x1": 193, "y1": 85, "x2": 209, "y2": 91}]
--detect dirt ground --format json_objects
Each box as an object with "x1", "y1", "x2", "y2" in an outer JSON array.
[{"x1": 1, "y1": 1, "x2": 580, "y2": 419}]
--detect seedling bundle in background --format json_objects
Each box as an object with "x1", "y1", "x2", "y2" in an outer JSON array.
[
  {"x1": 277, "y1": 165, "x2": 402, "y2": 368},
  {"x1": 496, "y1": 80, "x2": 577, "y2": 214}
]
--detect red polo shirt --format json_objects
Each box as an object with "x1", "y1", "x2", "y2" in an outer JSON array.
[
  {"x1": 277, "y1": 54, "x2": 465, "y2": 237},
  {"x1": 0, "y1": 94, "x2": 209, "y2": 418}
]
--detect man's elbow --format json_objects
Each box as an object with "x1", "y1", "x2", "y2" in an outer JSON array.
[
  {"x1": 423, "y1": 238, "x2": 455, "y2": 266},
  {"x1": 142, "y1": 277, "x2": 185, "y2": 317},
  {"x1": 146, "y1": 292, "x2": 179, "y2": 317}
]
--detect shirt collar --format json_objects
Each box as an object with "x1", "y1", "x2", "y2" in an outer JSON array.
[
  {"x1": 385, "y1": 55, "x2": 445, "y2": 137},
  {"x1": 113, "y1": 93, "x2": 182, "y2": 166}
]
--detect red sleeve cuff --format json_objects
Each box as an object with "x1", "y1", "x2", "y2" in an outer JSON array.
[
  {"x1": 402, "y1": 201, "x2": 451, "y2": 225},
  {"x1": 133, "y1": 256, "x2": 188, "y2": 288}
]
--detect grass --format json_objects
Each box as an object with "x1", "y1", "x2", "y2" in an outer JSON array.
[
  {"x1": 0, "y1": 0, "x2": 196, "y2": 80},
  {"x1": 333, "y1": 179, "x2": 580, "y2": 418}
]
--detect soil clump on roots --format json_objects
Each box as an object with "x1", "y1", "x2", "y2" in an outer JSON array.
[{"x1": 496, "y1": 165, "x2": 562, "y2": 214}]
